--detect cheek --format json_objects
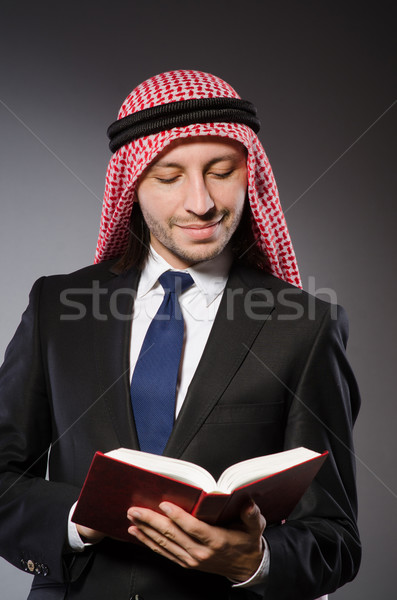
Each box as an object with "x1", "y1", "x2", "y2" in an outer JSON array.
[
  {"x1": 214, "y1": 170, "x2": 247, "y2": 210},
  {"x1": 221, "y1": 185, "x2": 247, "y2": 214},
  {"x1": 138, "y1": 191, "x2": 176, "y2": 224}
]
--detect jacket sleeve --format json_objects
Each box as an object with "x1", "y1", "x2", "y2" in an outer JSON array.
[
  {"x1": 263, "y1": 304, "x2": 361, "y2": 599},
  {"x1": 0, "y1": 278, "x2": 85, "y2": 583}
]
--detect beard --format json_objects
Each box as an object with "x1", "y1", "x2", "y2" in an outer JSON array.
[{"x1": 140, "y1": 206, "x2": 244, "y2": 266}]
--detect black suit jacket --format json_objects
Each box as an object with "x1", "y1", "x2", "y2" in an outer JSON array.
[{"x1": 0, "y1": 260, "x2": 361, "y2": 600}]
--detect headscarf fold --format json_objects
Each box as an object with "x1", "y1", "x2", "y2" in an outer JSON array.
[{"x1": 95, "y1": 69, "x2": 301, "y2": 288}]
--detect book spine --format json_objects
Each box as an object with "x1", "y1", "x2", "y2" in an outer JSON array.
[{"x1": 192, "y1": 492, "x2": 230, "y2": 525}]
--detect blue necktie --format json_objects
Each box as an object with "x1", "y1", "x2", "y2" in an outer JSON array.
[{"x1": 131, "y1": 271, "x2": 194, "y2": 454}]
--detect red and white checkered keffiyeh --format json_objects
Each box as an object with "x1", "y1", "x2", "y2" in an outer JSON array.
[{"x1": 95, "y1": 70, "x2": 301, "y2": 287}]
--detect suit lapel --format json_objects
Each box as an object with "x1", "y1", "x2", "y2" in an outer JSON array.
[
  {"x1": 92, "y1": 266, "x2": 140, "y2": 449},
  {"x1": 164, "y1": 262, "x2": 275, "y2": 458}
]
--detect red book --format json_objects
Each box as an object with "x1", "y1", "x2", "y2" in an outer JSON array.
[{"x1": 72, "y1": 447, "x2": 328, "y2": 542}]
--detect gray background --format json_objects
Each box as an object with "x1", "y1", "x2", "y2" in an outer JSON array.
[{"x1": 0, "y1": 1, "x2": 395, "y2": 598}]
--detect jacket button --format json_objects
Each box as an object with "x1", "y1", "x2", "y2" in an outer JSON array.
[
  {"x1": 41, "y1": 563, "x2": 49, "y2": 576},
  {"x1": 27, "y1": 559, "x2": 35, "y2": 572},
  {"x1": 20, "y1": 558, "x2": 27, "y2": 571}
]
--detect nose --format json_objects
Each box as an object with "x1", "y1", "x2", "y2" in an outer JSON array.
[{"x1": 183, "y1": 175, "x2": 215, "y2": 215}]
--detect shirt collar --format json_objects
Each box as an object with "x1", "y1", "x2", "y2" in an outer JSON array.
[{"x1": 137, "y1": 246, "x2": 233, "y2": 307}]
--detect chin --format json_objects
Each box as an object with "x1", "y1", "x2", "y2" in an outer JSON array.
[{"x1": 167, "y1": 241, "x2": 228, "y2": 266}]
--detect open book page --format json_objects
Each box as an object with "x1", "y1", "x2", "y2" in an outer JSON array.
[
  {"x1": 217, "y1": 447, "x2": 321, "y2": 493},
  {"x1": 106, "y1": 447, "x2": 322, "y2": 494},
  {"x1": 106, "y1": 448, "x2": 217, "y2": 492}
]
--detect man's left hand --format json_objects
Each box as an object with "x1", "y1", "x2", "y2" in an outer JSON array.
[{"x1": 126, "y1": 501, "x2": 266, "y2": 582}]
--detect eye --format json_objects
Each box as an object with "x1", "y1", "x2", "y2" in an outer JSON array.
[
  {"x1": 155, "y1": 176, "x2": 179, "y2": 184},
  {"x1": 211, "y1": 169, "x2": 234, "y2": 179}
]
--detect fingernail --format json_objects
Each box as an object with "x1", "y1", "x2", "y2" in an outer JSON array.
[
  {"x1": 128, "y1": 509, "x2": 142, "y2": 519},
  {"x1": 159, "y1": 502, "x2": 172, "y2": 515}
]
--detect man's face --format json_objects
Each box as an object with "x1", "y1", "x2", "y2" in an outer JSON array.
[{"x1": 136, "y1": 136, "x2": 248, "y2": 268}]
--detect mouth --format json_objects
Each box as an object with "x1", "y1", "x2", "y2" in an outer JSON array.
[{"x1": 175, "y1": 217, "x2": 224, "y2": 240}]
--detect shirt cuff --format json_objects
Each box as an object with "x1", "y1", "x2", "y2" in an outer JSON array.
[
  {"x1": 231, "y1": 536, "x2": 270, "y2": 588},
  {"x1": 67, "y1": 502, "x2": 95, "y2": 552}
]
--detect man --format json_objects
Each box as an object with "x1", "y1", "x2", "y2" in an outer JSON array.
[{"x1": 0, "y1": 70, "x2": 360, "y2": 599}]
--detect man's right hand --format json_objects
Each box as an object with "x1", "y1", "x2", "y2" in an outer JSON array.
[{"x1": 76, "y1": 524, "x2": 105, "y2": 544}]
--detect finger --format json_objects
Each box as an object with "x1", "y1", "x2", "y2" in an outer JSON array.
[
  {"x1": 128, "y1": 524, "x2": 188, "y2": 568},
  {"x1": 158, "y1": 502, "x2": 214, "y2": 545},
  {"x1": 128, "y1": 507, "x2": 205, "y2": 560},
  {"x1": 128, "y1": 507, "x2": 195, "y2": 546},
  {"x1": 128, "y1": 519, "x2": 209, "y2": 570},
  {"x1": 76, "y1": 523, "x2": 105, "y2": 543}
]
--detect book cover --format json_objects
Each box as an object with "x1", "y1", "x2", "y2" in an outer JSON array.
[{"x1": 72, "y1": 450, "x2": 328, "y2": 542}]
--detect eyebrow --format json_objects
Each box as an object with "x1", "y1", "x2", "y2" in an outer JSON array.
[{"x1": 150, "y1": 153, "x2": 243, "y2": 170}]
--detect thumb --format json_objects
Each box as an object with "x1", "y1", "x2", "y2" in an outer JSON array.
[{"x1": 240, "y1": 502, "x2": 266, "y2": 533}]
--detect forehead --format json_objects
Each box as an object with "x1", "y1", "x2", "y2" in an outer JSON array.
[{"x1": 147, "y1": 135, "x2": 247, "y2": 168}]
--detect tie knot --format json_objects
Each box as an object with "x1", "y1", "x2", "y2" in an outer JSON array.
[{"x1": 158, "y1": 271, "x2": 194, "y2": 296}]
